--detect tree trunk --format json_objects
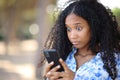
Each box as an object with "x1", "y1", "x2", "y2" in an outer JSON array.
[{"x1": 35, "y1": 0, "x2": 56, "y2": 79}]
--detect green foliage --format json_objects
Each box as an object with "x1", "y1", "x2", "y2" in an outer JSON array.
[
  {"x1": 0, "y1": 25, "x2": 4, "y2": 41},
  {"x1": 0, "y1": 0, "x2": 38, "y2": 41},
  {"x1": 112, "y1": 8, "x2": 120, "y2": 16},
  {"x1": 0, "y1": 0, "x2": 57, "y2": 41},
  {"x1": 112, "y1": 7, "x2": 120, "y2": 27},
  {"x1": 0, "y1": 34, "x2": 4, "y2": 41},
  {"x1": 16, "y1": 24, "x2": 33, "y2": 40}
]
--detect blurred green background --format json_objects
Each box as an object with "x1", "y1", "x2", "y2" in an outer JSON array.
[{"x1": 0, "y1": 0, "x2": 120, "y2": 80}]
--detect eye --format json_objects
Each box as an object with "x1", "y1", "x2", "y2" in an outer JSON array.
[
  {"x1": 76, "y1": 26, "x2": 82, "y2": 31},
  {"x1": 67, "y1": 27, "x2": 71, "y2": 32}
]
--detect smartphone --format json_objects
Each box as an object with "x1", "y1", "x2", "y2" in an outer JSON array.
[{"x1": 43, "y1": 49, "x2": 64, "y2": 72}]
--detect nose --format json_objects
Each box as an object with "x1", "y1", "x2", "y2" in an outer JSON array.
[{"x1": 69, "y1": 30, "x2": 77, "y2": 39}]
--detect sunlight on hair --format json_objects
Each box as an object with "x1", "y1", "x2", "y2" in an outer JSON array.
[{"x1": 57, "y1": 0, "x2": 69, "y2": 9}]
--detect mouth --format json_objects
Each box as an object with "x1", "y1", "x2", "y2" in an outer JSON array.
[{"x1": 71, "y1": 41, "x2": 80, "y2": 45}]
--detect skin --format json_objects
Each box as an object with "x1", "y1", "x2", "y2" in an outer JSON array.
[
  {"x1": 44, "y1": 13, "x2": 95, "y2": 80},
  {"x1": 66, "y1": 13, "x2": 91, "y2": 52},
  {"x1": 44, "y1": 59, "x2": 74, "y2": 80}
]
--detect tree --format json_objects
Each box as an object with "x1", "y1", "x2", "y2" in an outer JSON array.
[
  {"x1": 35, "y1": 0, "x2": 56, "y2": 79},
  {"x1": 0, "y1": 0, "x2": 39, "y2": 55},
  {"x1": 112, "y1": 7, "x2": 120, "y2": 29}
]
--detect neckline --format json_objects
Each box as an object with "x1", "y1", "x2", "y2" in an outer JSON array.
[{"x1": 71, "y1": 48, "x2": 101, "y2": 71}]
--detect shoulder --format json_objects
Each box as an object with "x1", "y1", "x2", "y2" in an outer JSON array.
[
  {"x1": 115, "y1": 53, "x2": 120, "y2": 62},
  {"x1": 74, "y1": 52, "x2": 120, "y2": 80},
  {"x1": 74, "y1": 64, "x2": 110, "y2": 80},
  {"x1": 115, "y1": 53, "x2": 120, "y2": 69},
  {"x1": 115, "y1": 53, "x2": 120, "y2": 79},
  {"x1": 74, "y1": 52, "x2": 110, "y2": 80}
]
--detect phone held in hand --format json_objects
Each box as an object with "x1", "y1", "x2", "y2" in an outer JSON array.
[{"x1": 43, "y1": 49, "x2": 64, "y2": 72}]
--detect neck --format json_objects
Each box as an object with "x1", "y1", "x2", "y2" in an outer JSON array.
[{"x1": 76, "y1": 48, "x2": 95, "y2": 57}]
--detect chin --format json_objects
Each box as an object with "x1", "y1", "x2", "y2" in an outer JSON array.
[
  {"x1": 73, "y1": 45, "x2": 81, "y2": 49},
  {"x1": 73, "y1": 44, "x2": 85, "y2": 49}
]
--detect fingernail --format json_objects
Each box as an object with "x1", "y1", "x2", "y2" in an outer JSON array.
[
  {"x1": 47, "y1": 72, "x2": 51, "y2": 75},
  {"x1": 57, "y1": 65, "x2": 60, "y2": 68},
  {"x1": 59, "y1": 58, "x2": 63, "y2": 62},
  {"x1": 50, "y1": 61, "x2": 54, "y2": 64}
]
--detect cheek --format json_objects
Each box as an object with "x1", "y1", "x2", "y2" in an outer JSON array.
[
  {"x1": 67, "y1": 32, "x2": 71, "y2": 40},
  {"x1": 78, "y1": 30, "x2": 91, "y2": 41}
]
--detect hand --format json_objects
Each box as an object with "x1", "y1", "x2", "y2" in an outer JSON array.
[
  {"x1": 45, "y1": 58, "x2": 75, "y2": 80},
  {"x1": 43, "y1": 61, "x2": 61, "y2": 79}
]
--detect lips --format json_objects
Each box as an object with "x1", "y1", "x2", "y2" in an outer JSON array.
[
  {"x1": 71, "y1": 41, "x2": 81, "y2": 48},
  {"x1": 71, "y1": 41, "x2": 80, "y2": 45}
]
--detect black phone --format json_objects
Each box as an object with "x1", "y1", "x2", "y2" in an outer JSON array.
[{"x1": 43, "y1": 49, "x2": 64, "y2": 71}]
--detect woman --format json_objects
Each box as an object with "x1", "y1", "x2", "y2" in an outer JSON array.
[{"x1": 43, "y1": 0, "x2": 120, "y2": 80}]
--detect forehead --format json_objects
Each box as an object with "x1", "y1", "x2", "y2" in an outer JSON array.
[{"x1": 65, "y1": 13, "x2": 87, "y2": 25}]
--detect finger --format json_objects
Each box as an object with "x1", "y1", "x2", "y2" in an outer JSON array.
[
  {"x1": 46, "y1": 61, "x2": 54, "y2": 71},
  {"x1": 49, "y1": 76, "x2": 56, "y2": 80},
  {"x1": 57, "y1": 78, "x2": 63, "y2": 80},
  {"x1": 59, "y1": 71, "x2": 70, "y2": 78},
  {"x1": 59, "y1": 58, "x2": 68, "y2": 71},
  {"x1": 50, "y1": 65, "x2": 61, "y2": 72},
  {"x1": 44, "y1": 61, "x2": 54, "y2": 77},
  {"x1": 46, "y1": 72, "x2": 62, "y2": 79},
  {"x1": 58, "y1": 71, "x2": 65, "y2": 77},
  {"x1": 49, "y1": 76, "x2": 60, "y2": 80}
]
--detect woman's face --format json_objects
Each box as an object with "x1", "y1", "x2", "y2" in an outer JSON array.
[{"x1": 65, "y1": 13, "x2": 91, "y2": 50}]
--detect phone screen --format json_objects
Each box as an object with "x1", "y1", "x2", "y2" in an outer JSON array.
[{"x1": 43, "y1": 49, "x2": 64, "y2": 71}]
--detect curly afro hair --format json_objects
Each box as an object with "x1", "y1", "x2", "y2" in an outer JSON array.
[{"x1": 44, "y1": 0, "x2": 120, "y2": 79}]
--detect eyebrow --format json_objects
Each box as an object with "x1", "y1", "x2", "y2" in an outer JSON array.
[
  {"x1": 74, "y1": 23, "x2": 81, "y2": 26},
  {"x1": 65, "y1": 23, "x2": 81, "y2": 27}
]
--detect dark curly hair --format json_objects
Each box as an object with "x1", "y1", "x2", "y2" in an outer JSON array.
[{"x1": 44, "y1": 0, "x2": 120, "y2": 79}]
